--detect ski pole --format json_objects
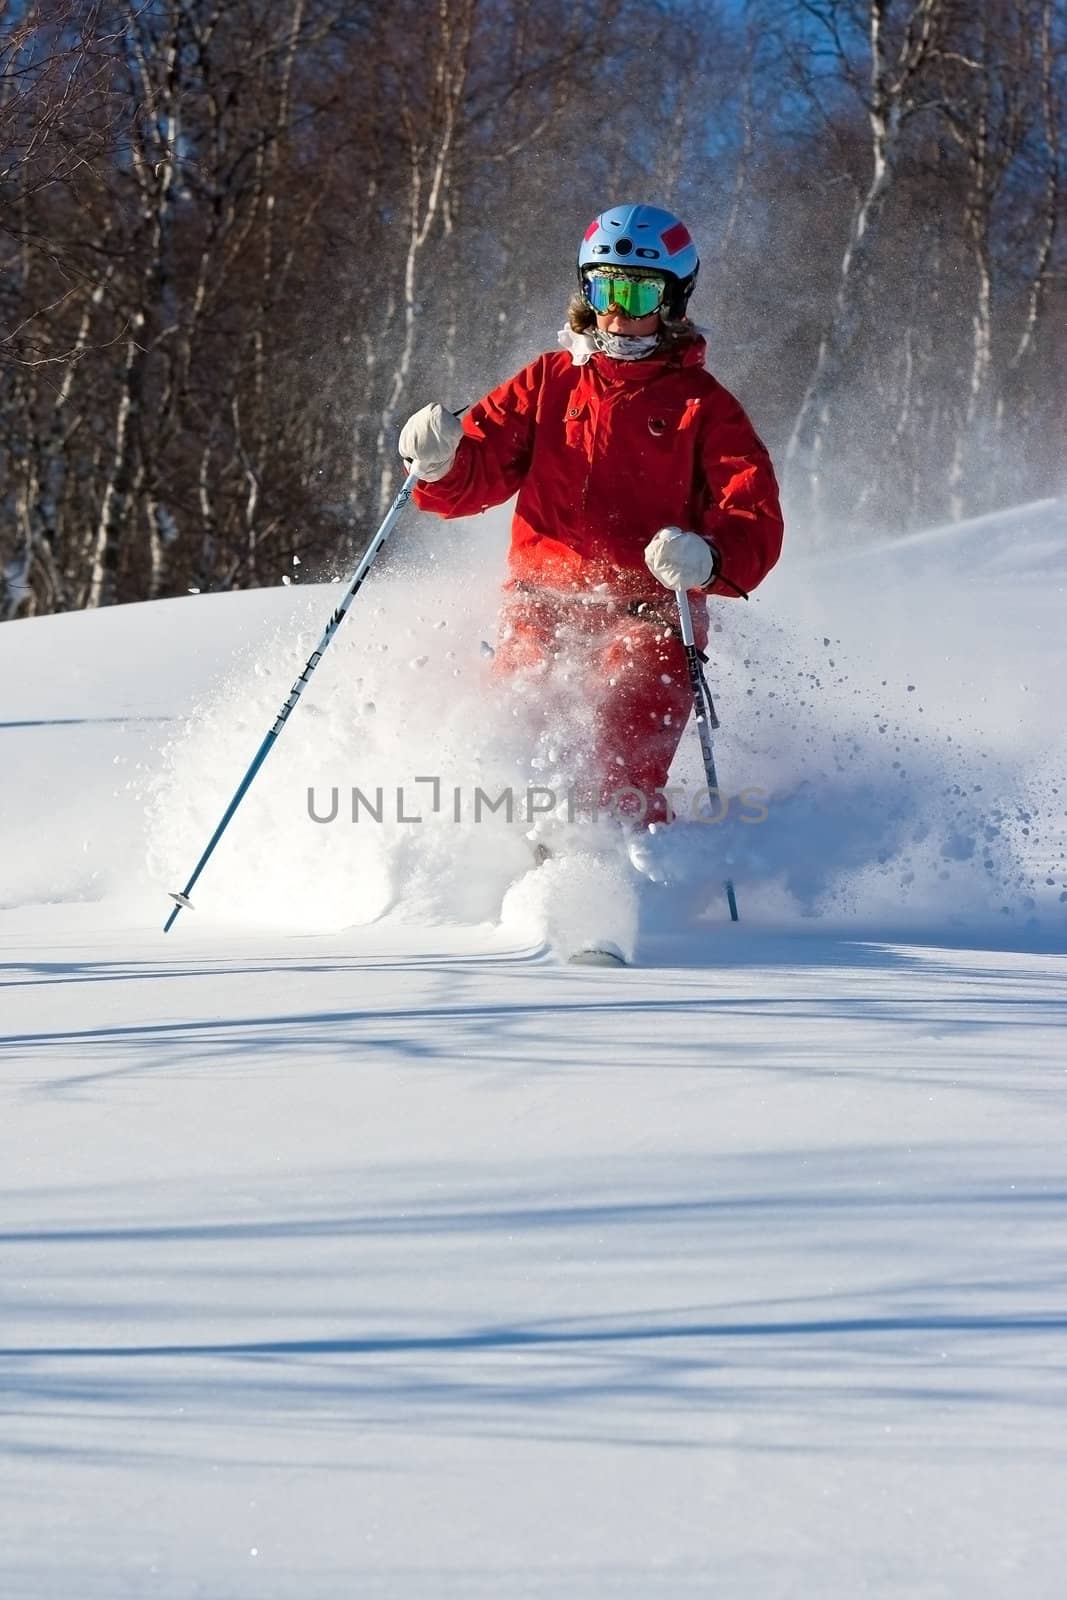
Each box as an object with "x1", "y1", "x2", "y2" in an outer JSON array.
[
  {"x1": 675, "y1": 589, "x2": 740, "y2": 923},
  {"x1": 163, "y1": 461, "x2": 422, "y2": 932}
]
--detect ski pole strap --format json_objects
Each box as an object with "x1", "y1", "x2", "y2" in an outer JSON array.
[
  {"x1": 674, "y1": 588, "x2": 739, "y2": 925},
  {"x1": 683, "y1": 638, "x2": 720, "y2": 734},
  {"x1": 697, "y1": 659, "x2": 720, "y2": 731},
  {"x1": 714, "y1": 573, "x2": 749, "y2": 600}
]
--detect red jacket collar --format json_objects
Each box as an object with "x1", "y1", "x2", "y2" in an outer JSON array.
[{"x1": 590, "y1": 334, "x2": 708, "y2": 383}]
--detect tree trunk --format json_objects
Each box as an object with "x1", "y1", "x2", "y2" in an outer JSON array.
[{"x1": 784, "y1": 0, "x2": 943, "y2": 538}]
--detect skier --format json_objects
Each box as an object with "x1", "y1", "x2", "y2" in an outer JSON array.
[{"x1": 399, "y1": 202, "x2": 784, "y2": 826}]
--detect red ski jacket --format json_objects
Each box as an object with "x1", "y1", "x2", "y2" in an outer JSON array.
[{"x1": 414, "y1": 335, "x2": 784, "y2": 602}]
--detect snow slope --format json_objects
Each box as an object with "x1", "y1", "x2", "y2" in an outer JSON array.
[{"x1": 1, "y1": 497, "x2": 1066, "y2": 1597}]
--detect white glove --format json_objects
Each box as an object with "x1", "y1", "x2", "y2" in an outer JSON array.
[
  {"x1": 644, "y1": 527, "x2": 717, "y2": 591},
  {"x1": 398, "y1": 402, "x2": 464, "y2": 483}
]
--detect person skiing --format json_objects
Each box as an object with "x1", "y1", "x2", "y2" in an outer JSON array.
[{"x1": 399, "y1": 202, "x2": 784, "y2": 825}]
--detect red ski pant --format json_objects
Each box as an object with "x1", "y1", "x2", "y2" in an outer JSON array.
[{"x1": 492, "y1": 588, "x2": 708, "y2": 824}]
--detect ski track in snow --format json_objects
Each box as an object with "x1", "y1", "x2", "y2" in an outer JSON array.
[{"x1": 1, "y1": 498, "x2": 1066, "y2": 1596}]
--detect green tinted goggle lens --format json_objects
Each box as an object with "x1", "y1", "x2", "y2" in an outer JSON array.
[{"x1": 583, "y1": 272, "x2": 666, "y2": 317}]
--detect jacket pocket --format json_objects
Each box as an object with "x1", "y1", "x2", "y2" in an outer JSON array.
[{"x1": 563, "y1": 399, "x2": 589, "y2": 452}]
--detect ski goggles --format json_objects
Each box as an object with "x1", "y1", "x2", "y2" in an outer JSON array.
[{"x1": 582, "y1": 270, "x2": 668, "y2": 318}]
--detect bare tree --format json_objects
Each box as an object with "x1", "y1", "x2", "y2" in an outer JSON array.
[
  {"x1": 936, "y1": 0, "x2": 1049, "y2": 519},
  {"x1": 782, "y1": 0, "x2": 947, "y2": 535},
  {"x1": 3, "y1": 0, "x2": 1065, "y2": 621},
  {"x1": 998, "y1": 0, "x2": 1063, "y2": 497},
  {"x1": 0, "y1": 1, "x2": 126, "y2": 617}
]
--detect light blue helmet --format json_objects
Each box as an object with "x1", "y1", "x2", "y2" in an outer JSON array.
[{"x1": 578, "y1": 203, "x2": 700, "y2": 318}]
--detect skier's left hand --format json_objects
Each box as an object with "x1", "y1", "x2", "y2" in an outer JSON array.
[{"x1": 644, "y1": 527, "x2": 718, "y2": 591}]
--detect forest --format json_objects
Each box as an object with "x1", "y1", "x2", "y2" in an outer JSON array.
[{"x1": 1, "y1": 0, "x2": 1063, "y2": 617}]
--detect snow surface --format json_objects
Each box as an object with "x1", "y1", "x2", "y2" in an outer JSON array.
[{"x1": 2, "y1": 497, "x2": 1066, "y2": 1596}]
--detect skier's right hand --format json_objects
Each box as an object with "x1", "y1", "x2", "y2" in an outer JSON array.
[{"x1": 399, "y1": 403, "x2": 464, "y2": 483}]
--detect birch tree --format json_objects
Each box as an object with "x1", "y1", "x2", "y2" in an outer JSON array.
[
  {"x1": 937, "y1": 0, "x2": 1045, "y2": 519},
  {"x1": 782, "y1": 0, "x2": 947, "y2": 535},
  {"x1": 371, "y1": 0, "x2": 477, "y2": 513},
  {"x1": 998, "y1": 0, "x2": 1064, "y2": 500},
  {"x1": 0, "y1": 1, "x2": 121, "y2": 615}
]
